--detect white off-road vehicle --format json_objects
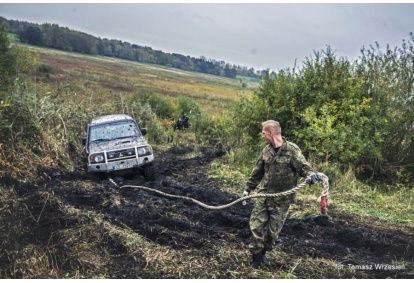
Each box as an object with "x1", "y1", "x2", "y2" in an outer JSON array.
[{"x1": 82, "y1": 114, "x2": 155, "y2": 181}]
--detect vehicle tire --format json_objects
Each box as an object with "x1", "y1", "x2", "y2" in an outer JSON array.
[{"x1": 143, "y1": 163, "x2": 156, "y2": 181}]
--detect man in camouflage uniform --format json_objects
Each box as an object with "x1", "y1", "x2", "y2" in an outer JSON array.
[{"x1": 243, "y1": 120, "x2": 319, "y2": 269}]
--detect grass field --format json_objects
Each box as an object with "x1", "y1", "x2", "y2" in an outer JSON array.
[{"x1": 30, "y1": 45, "x2": 258, "y2": 116}]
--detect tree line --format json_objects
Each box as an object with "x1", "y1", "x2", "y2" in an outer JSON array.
[{"x1": 0, "y1": 16, "x2": 262, "y2": 80}]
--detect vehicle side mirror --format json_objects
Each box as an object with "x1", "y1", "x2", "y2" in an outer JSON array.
[
  {"x1": 140, "y1": 128, "x2": 147, "y2": 136},
  {"x1": 81, "y1": 137, "x2": 86, "y2": 145}
]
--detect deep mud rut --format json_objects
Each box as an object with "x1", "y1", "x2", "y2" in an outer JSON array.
[{"x1": 6, "y1": 147, "x2": 414, "y2": 278}]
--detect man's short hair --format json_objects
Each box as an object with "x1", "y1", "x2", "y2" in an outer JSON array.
[{"x1": 262, "y1": 120, "x2": 281, "y2": 134}]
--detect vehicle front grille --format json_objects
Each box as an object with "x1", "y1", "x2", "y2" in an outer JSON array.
[{"x1": 106, "y1": 148, "x2": 137, "y2": 161}]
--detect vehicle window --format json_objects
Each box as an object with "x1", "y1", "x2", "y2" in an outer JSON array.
[{"x1": 89, "y1": 121, "x2": 141, "y2": 142}]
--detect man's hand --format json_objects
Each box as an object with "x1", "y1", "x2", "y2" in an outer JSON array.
[{"x1": 309, "y1": 173, "x2": 320, "y2": 185}]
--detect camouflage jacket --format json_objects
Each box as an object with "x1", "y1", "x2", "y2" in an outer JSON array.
[{"x1": 246, "y1": 137, "x2": 315, "y2": 203}]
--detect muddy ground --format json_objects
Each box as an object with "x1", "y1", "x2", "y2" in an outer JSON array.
[{"x1": 2, "y1": 147, "x2": 413, "y2": 278}]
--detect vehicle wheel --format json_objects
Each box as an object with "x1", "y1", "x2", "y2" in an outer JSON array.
[{"x1": 143, "y1": 163, "x2": 156, "y2": 181}]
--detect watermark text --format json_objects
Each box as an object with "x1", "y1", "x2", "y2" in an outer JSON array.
[{"x1": 336, "y1": 263, "x2": 406, "y2": 271}]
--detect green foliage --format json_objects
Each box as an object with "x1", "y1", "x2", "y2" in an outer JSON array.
[
  {"x1": 145, "y1": 118, "x2": 172, "y2": 144},
  {"x1": 231, "y1": 43, "x2": 414, "y2": 183},
  {"x1": 1, "y1": 27, "x2": 91, "y2": 178},
  {"x1": 127, "y1": 92, "x2": 232, "y2": 149},
  {"x1": 1, "y1": 28, "x2": 40, "y2": 170},
  {"x1": 293, "y1": 48, "x2": 381, "y2": 167},
  {"x1": 1, "y1": 27, "x2": 38, "y2": 96},
  {"x1": 0, "y1": 87, "x2": 45, "y2": 178},
  {"x1": 357, "y1": 36, "x2": 414, "y2": 181},
  {"x1": 224, "y1": 65, "x2": 238, "y2": 79},
  {"x1": 177, "y1": 95, "x2": 201, "y2": 118},
  {"x1": 148, "y1": 94, "x2": 177, "y2": 119},
  {"x1": 20, "y1": 26, "x2": 43, "y2": 45},
  {"x1": 37, "y1": 63, "x2": 52, "y2": 74},
  {"x1": 0, "y1": 26, "x2": 16, "y2": 89},
  {"x1": 193, "y1": 115, "x2": 231, "y2": 148},
  {"x1": 7, "y1": 32, "x2": 20, "y2": 43},
  {"x1": 129, "y1": 92, "x2": 177, "y2": 119},
  {"x1": 0, "y1": 81, "x2": 96, "y2": 179}
]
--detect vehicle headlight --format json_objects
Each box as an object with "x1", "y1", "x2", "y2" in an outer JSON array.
[
  {"x1": 107, "y1": 152, "x2": 119, "y2": 159},
  {"x1": 137, "y1": 146, "x2": 152, "y2": 156},
  {"x1": 90, "y1": 153, "x2": 105, "y2": 163}
]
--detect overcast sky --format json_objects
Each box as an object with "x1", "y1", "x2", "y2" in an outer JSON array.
[{"x1": 1, "y1": 2, "x2": 414, "y2": 71}]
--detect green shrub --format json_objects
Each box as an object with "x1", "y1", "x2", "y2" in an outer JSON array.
[
  {"x1": 130, "y1": 92, "x2": 177, "y2": 119},
  {"x1": 37, "y1": 63, "x2": 52, "y2": 73}
]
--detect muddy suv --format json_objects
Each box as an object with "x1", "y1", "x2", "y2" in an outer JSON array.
[{"x1": 82, "y1": 114, "x2": 155, "y2": 181}]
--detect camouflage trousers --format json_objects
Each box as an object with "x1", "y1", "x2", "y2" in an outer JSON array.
[{"x1": 248, "y1": 199, "x2": 290, "y2": 254}]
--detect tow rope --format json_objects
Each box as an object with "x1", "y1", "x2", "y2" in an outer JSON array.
[{"x1": 109, "y1": 172, "x2": 329, "y2": 214}]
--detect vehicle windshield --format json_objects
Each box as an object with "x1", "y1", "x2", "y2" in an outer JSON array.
[{"x1": 89, "y1": 120, "x2": 141, "y2": 142}]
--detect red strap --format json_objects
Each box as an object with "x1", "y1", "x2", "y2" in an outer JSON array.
[{"x1": 320, "y1": 195, "x2": 328, "y2": 215}]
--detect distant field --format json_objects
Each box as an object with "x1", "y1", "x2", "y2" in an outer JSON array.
[
  {"x1": 236, "y1": 75, "x2": 260, "y2": 83},
  {"x1": 29, "y1": 45, "x2": 259, "y2": 116}
]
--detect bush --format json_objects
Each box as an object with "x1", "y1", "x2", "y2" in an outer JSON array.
[
  {"x1": 130, "y1": 92, "x2": 177, "y2": 119},
  {"x1": 37, "y1": 63, "x2": 52, "y2": 74},
  {"x1": 230, "y1": 42, "x2": 414, "y2": 185}
]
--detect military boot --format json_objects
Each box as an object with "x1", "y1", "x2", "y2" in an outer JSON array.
[{"x1": 249, "y1": 252, "x2": 263, "y2": 269}]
